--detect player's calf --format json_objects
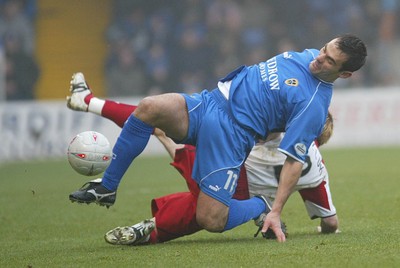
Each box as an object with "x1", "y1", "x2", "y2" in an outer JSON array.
[{"x1": 196, "y1": 192, "x2": 229, "y2": 232}]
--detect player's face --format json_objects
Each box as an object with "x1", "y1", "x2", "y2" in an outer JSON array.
[{"x1": 309, "y1": 39, "x2": 352, "y2": 82}]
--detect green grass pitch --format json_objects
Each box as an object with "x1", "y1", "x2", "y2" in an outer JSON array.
[{"x1": 1, "y1": 147, "x2": 399, "y2": 267}]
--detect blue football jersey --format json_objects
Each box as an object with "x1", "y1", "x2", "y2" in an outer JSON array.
[{"x1": 225, "y1": 49, "x2": 333, "y2": 163}]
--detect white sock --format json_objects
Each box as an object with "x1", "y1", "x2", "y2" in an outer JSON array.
[{"x1": 88, "y1": 97, "x2": 105, "y2": 115}]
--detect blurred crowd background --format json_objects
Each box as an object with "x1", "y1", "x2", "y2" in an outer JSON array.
[{"x1": 0, "y1": 0, "x2": 399, "y2": 101}]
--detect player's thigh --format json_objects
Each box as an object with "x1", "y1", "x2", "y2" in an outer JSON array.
[
  {"x1": 192, "y1": 103, "x2": 253, "y2": 206},
  {"x1": 135, "y1": 93, "x2": 188, "y2": 140}
]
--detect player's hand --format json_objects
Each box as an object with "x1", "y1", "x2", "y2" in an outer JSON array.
[{"x1": 262, "y1": 211, "x2": 286, "y2": 242}]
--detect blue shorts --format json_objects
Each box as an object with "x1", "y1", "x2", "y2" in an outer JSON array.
[{"x1": 180, "y1": 89, "x2": 256, "y2": 206}]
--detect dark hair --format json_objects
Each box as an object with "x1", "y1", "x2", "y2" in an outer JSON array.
[{"x1": 336, "y1": 34, "x2": 367, "y2": 72}]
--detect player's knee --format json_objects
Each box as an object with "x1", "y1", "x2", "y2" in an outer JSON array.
[
  {"x1": 135, "y1": 96, "x2": 158, "y2": 122},
  {"x1": 320, "y1": 215, "x2": 339, "y2": 233}
]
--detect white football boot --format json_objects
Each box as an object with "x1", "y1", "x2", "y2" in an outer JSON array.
[
  {"x1": 104, "y1": 218, "x2": 156, "y2": 245},
  {"x1": 66, "y1": 72, "x2": 92, "y2": 112}
]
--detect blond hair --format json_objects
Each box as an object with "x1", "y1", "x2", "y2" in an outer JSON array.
[{"x1": 317, "y1": 111, "x2": 334, "y2": 146}]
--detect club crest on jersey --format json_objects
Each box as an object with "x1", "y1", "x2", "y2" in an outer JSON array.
[{"x1": 285, "y1": 78, "x2": 299, "y2": 86}]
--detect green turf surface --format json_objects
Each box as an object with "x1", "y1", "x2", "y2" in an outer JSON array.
[{"x1": 1, "y1": 147, "x2": 399, "y2": 267}]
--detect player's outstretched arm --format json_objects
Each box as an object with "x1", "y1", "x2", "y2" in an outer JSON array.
[
  {"x1": 153, "y1": 128, "x2": 184, "y2": 159},
  {"x1": 262, "y1": 157, "x2": 303, "y2": 242}
]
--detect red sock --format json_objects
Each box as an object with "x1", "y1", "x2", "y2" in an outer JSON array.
[
  {"x1": 84, "y1": 93, "x2": 93, "y2": 105},
  {"x1": 101, "y1": 101, "x2": 137, "y2": 128}
]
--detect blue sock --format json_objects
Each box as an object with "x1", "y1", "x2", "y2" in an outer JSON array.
[
  {"x1": 223, "y1": 197, "x2": 266, "y2": 231},
  {"x1": 102, "y1": 114, "x2": 153, "y2": 191}
]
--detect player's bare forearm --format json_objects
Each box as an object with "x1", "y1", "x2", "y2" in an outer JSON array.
[
  {"x1": 272, "y1": 157, "x2": 303, "y2": 213},
  {"x1": 153, "y1": 128, "x2": 184, "y2": 159},
  {"x1": 262, "y1": 157, "x2": 303, "y2": 242}
]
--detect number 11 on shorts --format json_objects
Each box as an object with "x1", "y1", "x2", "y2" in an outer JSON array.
[{"x1": 224, "y1": 170, "x2": 238, "y2": 193}]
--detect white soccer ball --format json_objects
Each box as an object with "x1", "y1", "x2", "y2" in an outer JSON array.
[{"x1": 67, "y1": 131, "x2": 112, "y2": 176}]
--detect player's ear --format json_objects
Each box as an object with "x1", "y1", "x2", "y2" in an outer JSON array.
[{"x1": 339, "y1": 71, "x2": 352, "y2": 79}]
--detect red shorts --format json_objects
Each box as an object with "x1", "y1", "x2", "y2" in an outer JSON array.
[{"x1": 150, "y1": 145, "x2": 249, "y2": 243}]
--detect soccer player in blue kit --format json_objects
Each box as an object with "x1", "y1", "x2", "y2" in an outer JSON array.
[{"x1": 69, "y1": 34, "x2": 367, "y2": 242}]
